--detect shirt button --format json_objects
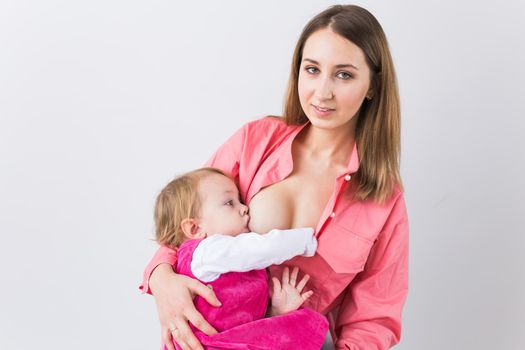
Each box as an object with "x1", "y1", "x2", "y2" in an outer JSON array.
[
  {"x1": 344, "y1": 174, "x2": 351, "y2": 181},
  {"x1": 330, "y1": 212, "x2": 336, "y2": 218}
]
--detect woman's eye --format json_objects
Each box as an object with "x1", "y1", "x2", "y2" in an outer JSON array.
[
  {"x1": 337, "y1": 71, "x2": 352, "y2": 80},
  {"x1": 305, "y1": 66, "x2": 319, "y2": 74}
]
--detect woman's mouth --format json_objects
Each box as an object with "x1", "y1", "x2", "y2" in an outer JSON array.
[{"x1": 312, "y1": 104, "x2": 335, "y2": 117}]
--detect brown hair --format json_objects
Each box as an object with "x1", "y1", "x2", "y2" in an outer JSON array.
[
  {"x1": 154, "y1": 167, "x2": 229, "y2": 248},
  {"x1": 283, "y1": 4, "x2": 402, "y2": 203}
]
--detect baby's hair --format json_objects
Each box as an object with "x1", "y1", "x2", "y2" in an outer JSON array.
[{"x1": 154, "y1": 167, "x2": 230, "y2": 248}]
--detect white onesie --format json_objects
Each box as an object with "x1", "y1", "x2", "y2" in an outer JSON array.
[{"x1": 190, "y1": 228, "x2": 317, "y2": 282}]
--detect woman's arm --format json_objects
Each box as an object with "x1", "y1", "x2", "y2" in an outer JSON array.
[
  {"x1": 148, "y1": 262, "x2": 221, "y2": 350},
  {"x1": 143, "y1": 247, "x2": 222, "y2": 349},
  {"x1": 204, "y1": 121, "x2": 247, "y2": 176},
  {"x1": 140, "y1": 246, "x2": 177, "y2": 294},
  {"x1": 334, "y1": 195, "x2": 409, "y2": 350},
  {"x1": 142, "y1": 123, "x2": 249, "y2": 349}
]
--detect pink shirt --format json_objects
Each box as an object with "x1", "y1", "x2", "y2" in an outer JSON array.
[{"x1": 141, "y1": 117, "x2": 409, "y2": 350}]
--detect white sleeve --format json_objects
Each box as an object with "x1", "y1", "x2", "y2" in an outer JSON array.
[{"x1": 190, "y1": 228, "x2": 317, "y2": 282}]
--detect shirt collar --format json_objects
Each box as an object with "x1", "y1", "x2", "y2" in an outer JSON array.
[{"x1": 345, "y1": 142, "x2": 360, "y2": 175}]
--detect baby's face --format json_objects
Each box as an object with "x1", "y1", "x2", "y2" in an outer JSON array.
[{"x1": 197, "y1": 173, "x2": 250, "y2": 237}]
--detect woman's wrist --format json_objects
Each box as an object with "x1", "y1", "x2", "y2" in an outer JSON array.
[{"x1": 149, "y1": 263, "x2": 176, "y2": 296}]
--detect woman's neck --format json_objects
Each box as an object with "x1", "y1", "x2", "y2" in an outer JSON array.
[{"x1": 298, "y1": 121, "x2": 356, "y2": 166}]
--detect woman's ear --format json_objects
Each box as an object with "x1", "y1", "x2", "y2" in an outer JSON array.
[
  {"x1": 367, "y1": 73, "x2": 378, "y2": 100},
  {"x1": 180, "y1": 218, "x2": 207, "y2": 240}
]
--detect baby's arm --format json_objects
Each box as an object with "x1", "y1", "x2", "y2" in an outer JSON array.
[{"x1": 191, "y1": 228, "x2": 317, "y2": 282}]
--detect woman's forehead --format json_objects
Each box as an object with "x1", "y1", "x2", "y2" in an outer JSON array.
[{"x1": 302, "y1": 28, "x2": 366, "y2": 68}]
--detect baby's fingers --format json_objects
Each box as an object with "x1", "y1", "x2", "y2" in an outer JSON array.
[
  {"x1": 272, "y1": 276, "x2": 282, "y2": 293},
  {"x1": 289, "y1": 266, "x2": 299, "y2": 286},
  {"x1": 301, "y1": 290, "x2": 314, "y2": 302},
  {"x1": 296, "y1": 274, "x2": 310, "y2": 293},
  {"x1": 282, "y1": 267, "x2": 290, "y2": 285}
]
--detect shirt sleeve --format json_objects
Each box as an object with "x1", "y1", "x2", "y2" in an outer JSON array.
[
  {"x1": 334, "y1": 195, "x2": 409, "y2": 350},
  {"x1": 204, "y1": 122, "x2": 247, "y2": 181},
  {"x1": 139, "y1": 246, "x2": 178, "y2": 295},
  {"x1": 191, "y1": 228, "x2": 317, "y2": 282}
]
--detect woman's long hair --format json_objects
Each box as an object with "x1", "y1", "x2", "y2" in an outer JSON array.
[{"x1": 283, "y1": 4, "x2": 402, "y2": 203}]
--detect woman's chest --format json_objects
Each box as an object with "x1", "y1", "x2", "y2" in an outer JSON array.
[
  {"x1": 245, "y1": 157, "x2": 389, "y2": 277},
  {"x1": 247, "y1": 170, "x2": 336, "y2": 234}
]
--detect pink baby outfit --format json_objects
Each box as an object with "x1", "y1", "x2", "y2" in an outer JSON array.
[{"x1": 169, "y1": 238, "x2": 328, "y2": 350}]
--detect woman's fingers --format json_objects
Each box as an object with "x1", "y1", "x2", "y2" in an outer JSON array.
[
  {"x1": 174, "y1": 317, "x2": 204, "y2": 350},
  {"x1": 282, "y1": 266, "x2": 290, "y2": 284},
  {"x1": 152, "y1": 272, "x2": 214, "y2": 350},
  {"x1": 171, "y1": 328, "x2": 190, "y2": 350},
  {"x1": 177, "y1": 341, "x2": 190, "y2": 350},
  {"x1": 162, "y1": 327, "x2": 176, "y2": 350},
  {"x1": 296, "y1": 274, "x2": 310, "y2": 293},
  {"x1": 189, "y1": 279, "x2": 222, "y2": 307},
  {"x1": 185, "y1": 307, "x2": 218, "y2": 336},
  {"x1": 289, "y1": 266, "x2": 299, "y2": 286},
  {"x1": 183, "y1": 334, "x2": 202, "y2": 350}
]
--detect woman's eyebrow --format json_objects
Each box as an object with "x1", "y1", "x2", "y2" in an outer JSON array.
[{"x1": 302, "y1": 58, "x2": 359, "y2": 70}]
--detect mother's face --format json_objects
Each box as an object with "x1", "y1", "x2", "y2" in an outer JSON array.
[{"x1": 298, "y1": 28, "x2": 372, "y2": 132}]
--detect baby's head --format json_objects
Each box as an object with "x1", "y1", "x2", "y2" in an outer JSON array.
[{"x1": 154, "y1": 167, "x2": 250, "y2": 248}]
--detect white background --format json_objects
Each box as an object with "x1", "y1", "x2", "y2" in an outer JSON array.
[{"x1": 1, "y1": 1, "x2": 524, "y2": 349}]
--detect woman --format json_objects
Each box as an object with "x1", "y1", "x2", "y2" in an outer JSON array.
[{"x1": 141, "y1": 5, "x2": 409, "y2": 350}]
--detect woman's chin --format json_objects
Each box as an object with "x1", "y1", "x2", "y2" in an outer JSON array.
[
  {"x1": 307, "y1": 114, "x2": 357, "y2": 134},
  {"x1": 306, "y1": 112, "x2": 338, "y2": 128}
]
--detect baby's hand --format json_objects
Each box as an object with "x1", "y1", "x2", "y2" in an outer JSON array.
[{"x1": 270, "y1": 266, "x2": 313, "y2": 316}]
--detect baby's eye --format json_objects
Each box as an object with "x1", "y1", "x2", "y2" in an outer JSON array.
[
  {"x1": 225, "y1": 200, "x2": 234, "y2": 206},
  {"x1": 336, "y1": 71, "x2": 352, "y2": 80}
]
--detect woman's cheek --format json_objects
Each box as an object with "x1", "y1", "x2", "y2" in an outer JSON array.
[
  {"x1": 341, "y1": 87, "x2": 366, "y2": 114},
  {"x1": 298, "y1": 76, "x2": 314, "y2": 100}
]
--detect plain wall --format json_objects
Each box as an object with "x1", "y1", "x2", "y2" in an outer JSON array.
[{"x1": 1, "y1": 0, "x2": 524, "y2": 349}]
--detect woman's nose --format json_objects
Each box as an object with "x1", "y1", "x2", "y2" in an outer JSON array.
[{"x1": 316, "y1": 77, "x2": 334, "y2": 100}]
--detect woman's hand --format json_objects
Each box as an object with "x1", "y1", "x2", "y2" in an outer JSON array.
[
  {"x1": 270, "y1": 266, "x2": 313, "y2": 316},
  {"x1": 150, "y1": 264, "x2": 222, "y2": 350}
]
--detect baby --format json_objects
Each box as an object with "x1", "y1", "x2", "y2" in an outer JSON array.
[{"x1": 154, "y1": 167, "x2": 328, "y2": 350}]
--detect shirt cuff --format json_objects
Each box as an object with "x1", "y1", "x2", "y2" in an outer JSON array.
[{"x1": 139, "y1": 246, "x2": 178, "y2": 295}]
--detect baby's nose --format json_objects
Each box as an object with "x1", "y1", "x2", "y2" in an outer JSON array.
[{"x1": 240, "y1": 205, "x2": 249, "y2": 216}]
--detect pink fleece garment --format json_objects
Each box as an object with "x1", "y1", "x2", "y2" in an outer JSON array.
[{"x1": 168, "y1": 238, "x2": 328, "y2": 350}]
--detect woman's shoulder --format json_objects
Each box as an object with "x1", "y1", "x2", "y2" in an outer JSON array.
[
  {"x1": 358, "y1": 184, "x2": 407, "y2": 222},
  {"x1": 381, "y1": 185, "x2": 408, "y2": 224},
  {"x1": 242, "y1": 115, "x2": 291, "y2": 133},
  {"x1": 238, "y1": 116, "x2": 301, "y2": 146}
]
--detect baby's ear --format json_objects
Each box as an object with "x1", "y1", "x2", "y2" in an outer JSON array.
[{"x1": 180, "y1": 218, "x2": 207, "y2": 240}]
